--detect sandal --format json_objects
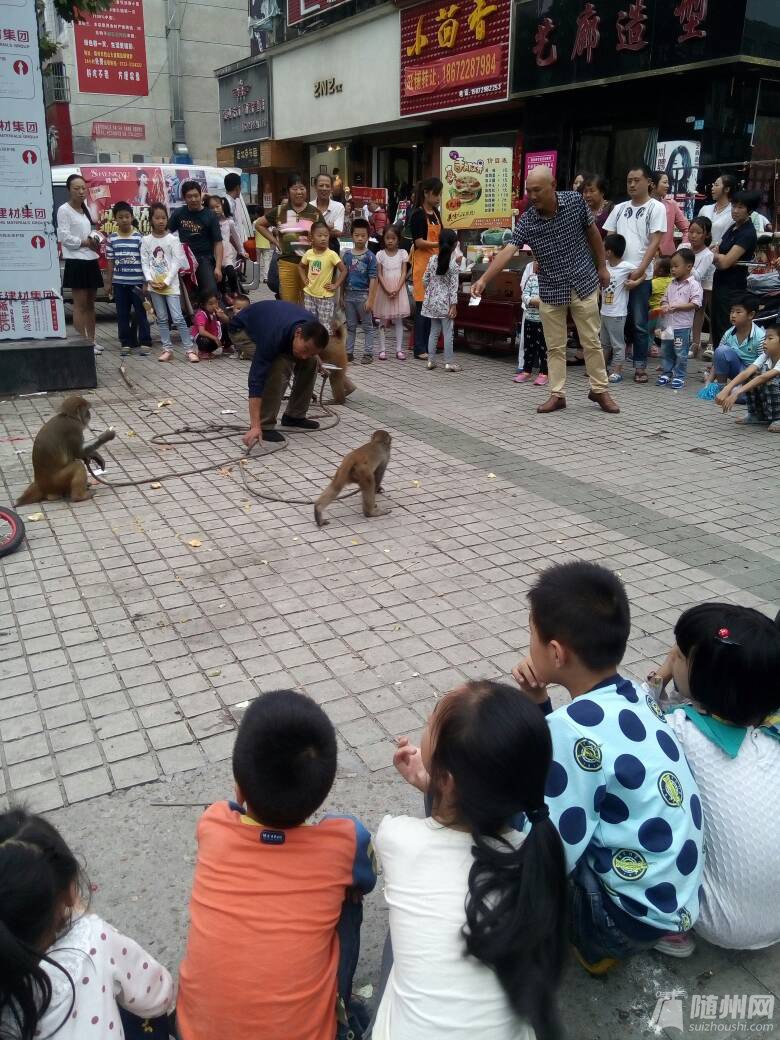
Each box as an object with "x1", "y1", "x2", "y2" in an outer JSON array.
[
  {"x1": 634, "y1": 370, "x2": 648, "y2": 383},
  {"x1": 186, "y1": 350, "x2": 200, "y2": 363},
  {"x1": 396, "y1": 351, "x2": 406, "y2": 360},
  {"x1": 158, "y1": 350, "x2": 174, "y2": 363}
]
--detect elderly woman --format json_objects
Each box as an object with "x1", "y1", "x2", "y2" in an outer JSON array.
[
  {"x1": 651, "y1": 171, "x2": 690, "y2": 256},
  {"x1": 582, "y1": 174, "x2": 612, "y2": 237},
  {"x1": 254, "y1": 173, "x2": 319, "y2": 304}
]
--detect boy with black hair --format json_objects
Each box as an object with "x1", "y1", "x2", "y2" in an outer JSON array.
[
  {"x1": 708, "y1": 295, "x2": 765, "y2": 388},
  {"x1": 342, "y1": 217, "x2": 378, "y2": 363},
  {"x1": 177, "y1": 690, "x2": 376, "y2": 1040},
  {"x1": 656, "y1": 248, "x2": 702, "y2": 390},
  {"x1": 106, "y1": 201, "x2": 152, "y2": 357},
  {"x1": 512, "y1": 561, "x2": 703, "y2": 974},
  {"x1": 600, "y1": 232, "x2": 641, "y2": 383},
  {"x1": 717, "y1": 321, "x2": 780, "y2": 431}
]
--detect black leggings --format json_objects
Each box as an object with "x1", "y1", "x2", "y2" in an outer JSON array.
[
  {"x1": 220, "y1": 264, "x2": 240, "y2": 296},
  {"x1": 523, "y1": 320, "x2": 548, "y2": 374}
]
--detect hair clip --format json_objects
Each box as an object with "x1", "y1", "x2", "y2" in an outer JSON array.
[
  {"x1": 718, "y1": 627, "x2": 730, "y2": 639},
  {"x1": 716, "y1": 627, "x2": 740, "y2": 646}
]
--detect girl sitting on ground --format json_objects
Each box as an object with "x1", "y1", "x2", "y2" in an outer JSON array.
[
  {"x1": 373, "y1": 680, "x2": 568, "y2": 1040},
  {"x1": 0, "y1": 809, "x2": 174, "y2": 1040},
  {"x1": 650, "y1": 604, "x2": 780, "y2": 954}
]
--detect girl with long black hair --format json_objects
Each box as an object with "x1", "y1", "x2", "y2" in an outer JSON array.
[
  {"x1": 373, "y1": 681, "x2": 568, "y2": 1040},
  {"x1": 409, "y1": 177, "x2": 443, "y2": 358},
  {"x1": 0, "y1": 809, "x2": 174, "y2": 1040}
]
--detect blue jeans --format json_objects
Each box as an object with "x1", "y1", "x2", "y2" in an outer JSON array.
[
  {"x1": 628, "y1": 280, "x2": 652, "y2": 370},
  {"x1": 713, "y1": 344, "x2": 748, "y2": 382},
  {"x1": 149, "y1": 291, "x2": 193, "y2": 350},
  {"x1": 568, "y1": 859, "x2": 658, "y2": 964},
  {"x1": 345, "y1": 292, "x2": 375, "y2": 356},
  {"x1": 661, "y1": 327, "x2": 691, "y2": 381},
  {"x1": 414, "y1": 301, "x2": 431, "y2": 357},
  {"x1": 114, "y1": 282, "x2": 151, "y2": 348}
]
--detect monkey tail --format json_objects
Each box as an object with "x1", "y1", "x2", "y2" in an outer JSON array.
[{"x1": 14, "y1": 482, "x2": 42, "y2": 506}]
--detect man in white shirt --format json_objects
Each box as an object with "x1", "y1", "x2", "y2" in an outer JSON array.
[
  {"x1": 311, "y1": 173, "x2": 345, "y2": 251},
  {"x1": 603, "y1": 164, "x2": 666, "y2": 381},
  {"x1": 224, "y1": 172, "x2": 254, "y2": 242}
]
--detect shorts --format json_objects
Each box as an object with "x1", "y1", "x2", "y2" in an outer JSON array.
[{"x1": 304, "y1": 293, "x2": 336, "y2": 333}]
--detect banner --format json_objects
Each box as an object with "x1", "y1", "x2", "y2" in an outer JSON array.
[
  {"x1": 440, "y1": 147, "x2": 513, "y2": 230},
  {"x1": 0, "y1": 0, "x2": 65, "y2": 340},
  {"x1": 350, "y1": 187, "x2": 388, "y2": 208},
  {"x1": 401, "y1": 0, "x2": 511, "y2": 117},
  {"x1": 92, "y1": 121, "x2": 145, "y2": 139},
  {"x1": 655, "y1": 139, "x2": 700, "y2": 218},
  {"x1": 287, "y1": 0, "x2": 350, "y2": 26},
  {"x1": 524, "y1": 149, "x2": 558, "y2": 180},
  {"x1": 74, "y1": 0, "x2": 148, "y2": 97}
]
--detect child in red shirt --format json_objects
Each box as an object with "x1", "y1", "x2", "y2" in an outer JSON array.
[
  {"x1": 177, "y1": 690, "x2": 376, "y2": 1040},
  {"x1": 191, "y1": 289, "x2": 234, "y2": 358}
]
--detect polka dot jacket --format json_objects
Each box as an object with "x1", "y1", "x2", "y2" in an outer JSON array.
[
  {"x1": 5, "y1": 913, "x2": 175, "y2": 1039},
  {"x1": 540, "y1": 676, "x2": 705, "y2": 938}
]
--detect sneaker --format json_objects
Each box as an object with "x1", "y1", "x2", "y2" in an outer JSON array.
[
  {"x1": 138, "y1": 345, "x2": 150, "y2": 357},
  {"x1": 654, "y1": 932, "x2": 696, "y2": 958},
  {"x1": 158, "y1": 350, "x2": 174, "y2": 363},
  {"x1": 769, "y1": 421, "x2": 780, "y2": 433},
  {"x1": 533, "y1": 373, "x2": 548, "y2": 386},
  {"x1": 656, "y1": 375, "x2": 671, "y2": 386},
  {"x1": 702, "y1": 347, "x2": 714, "y2": 361},
  {"x1": 688, "y1": 350, "x2": 696, "y2": 359},
  {"x1": 120, "y1": 346, "x2": 130, "y2": 357},
  {"x1": 361, "y1": 355, "x2": 373, "y2": 365},
  {"x1": 378, "y1": 351, "x2": 387, "y2": 360},
  {"x1": 608, "y1": 372, "x2": 623, "y2": 383},
  {"x1": 671, "y1": 378, "x2": 685, "y2": 390},
  {"x1": 513, "y1": 372, "x2": 531, "y2": 383},
  {"x1": 445, "y1": 363, "x2": 462, "y2": 373},
  {"x1": 427, "y1": 360, "x2": 436, "y2": 370},
  {"x1": 262, "y1": 429, "x2": 285, "y2": 443},
  {"x1": 221, "y1": 344, "x2": 236, "y2": 356},
  {"x1": 281, "y1": 414, "x2": 320, "y2": 430}
]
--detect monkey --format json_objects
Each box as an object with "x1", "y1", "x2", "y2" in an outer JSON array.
[
  {"x1": 314, "y1": 430, "x2": 391, "y2": 527},
  {"x1": 320, "y1": 320, "x2": 356, "y2": 405},
  {"x1": 15, "y1": 395, "x2": 116, "y2": 506}
]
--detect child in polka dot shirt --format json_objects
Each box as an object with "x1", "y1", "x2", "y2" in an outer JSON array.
[
  {"x1": 512, "y1": 561, "x2": 704, "y2": 975},
  {"x1": 0, "y1": 809, "x2": 174, "y2": 1040}
]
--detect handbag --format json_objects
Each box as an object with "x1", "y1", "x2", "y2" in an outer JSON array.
[{"x1": 267, "y1": 251, "x2": 280, "y2": 296}]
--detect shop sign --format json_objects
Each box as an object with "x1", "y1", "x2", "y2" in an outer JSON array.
[
  {"x1": 313, "y1": 77, "x2": 343, "y2": 98},
  {"x1": 74, "y1": 0, "x2": 148, "y2": 97},
  {"x1": 440, "y1": 147, "x2": 512, "y2": 229},
  {"x1": 234, "y1": 143, "x2": 260, "y2": 168},
  {"x1": 287, "y1": 0, "x2": 351, "y2": 26},
  {"x1": 351, "y1": 187, "x2": 388, "y2": 208},
  {"x1": 513, "y1": 0, "x2": 751, "y2": 95},
  {"x1": 92, "y1": 121, "x2": 145, "y2": 139},
  {"x1": 0, "y1": 0, "x2": 65, "y2": 339},
  {"x1": 524, "y1": 149, "x2": 558, "y2": 179},
  {"x1": 218, "y1": 64, "x2": 271, "y2": 146},
  {"x1": 400, "y1": 0, "x2": 511, "y2": 117}
]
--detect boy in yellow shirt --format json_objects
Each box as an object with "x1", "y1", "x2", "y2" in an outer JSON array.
[{"x1": 299, "y1": 221, "x2": 346, "y2": 333}]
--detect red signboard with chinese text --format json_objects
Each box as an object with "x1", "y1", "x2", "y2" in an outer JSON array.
[
  {"x1": 74, "y1": 0, "x2": 149, "y2": 97},
  {"x1": 350, "y1": 187, "x2": 389, "y2": 208},
  {"x1": 287, "y1": 0, "x2": 351, "y2": 26},
  {"x1": 401, "y1": 0, "x2": 511, "y2": 117},
  {"x1": 92, "y1": 121, "x2": 146, "y2": 139}
]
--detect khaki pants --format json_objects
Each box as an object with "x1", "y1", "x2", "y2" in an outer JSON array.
[
  {"x1": 539, "y1": 290, "x2": 608, "y2": 397},
  {"x1": 232, "y1": 328, "x2": 318, "y2": 428}
]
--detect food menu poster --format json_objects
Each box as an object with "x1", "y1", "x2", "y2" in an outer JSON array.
[
  {"x1": 440, "y1": 147, "x2": 513, "y2": 230},
  {"x1": 74, "y1": 0, "x2": 149, "y2": 97},
  {"x1": 0, "y1": 0, "x2": 65, "y2": 340}
]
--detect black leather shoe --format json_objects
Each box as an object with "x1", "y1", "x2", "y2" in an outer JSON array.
[
  {"x1": 262, "y1": 429, "x2": 285, "y2": 442},
  {"x1": 281, "y1": 415, "x2": 320, "y2": 430}
]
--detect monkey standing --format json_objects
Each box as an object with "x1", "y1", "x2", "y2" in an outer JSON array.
[
  {"x1": 314, "y1": 430, "x2": 391, "y2": 527},
  {"x1": 321, "y1": 321, "x2": 356, "y2": 405},
  {"x1": 15, "y1": 395, "x2": 116, "y2": 506}
]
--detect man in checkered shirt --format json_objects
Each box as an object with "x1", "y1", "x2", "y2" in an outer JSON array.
[{"x1": 473, "y1": 166, "x2": 620, "y2": 415}]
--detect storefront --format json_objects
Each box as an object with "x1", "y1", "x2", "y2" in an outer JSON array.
[{"x1": 510, "y1": 0, "x2": 780, "y2": 216}]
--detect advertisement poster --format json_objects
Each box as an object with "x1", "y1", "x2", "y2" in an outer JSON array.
[
  {"x1": 74, "y1": 0, "x2": 148, "y2": 97},
  {"x1": 440, "y1": 147, "x2": 513, "y2": 229},
  {"x1": 287, "y1": 0, "x2": 350, "y2": 26},
  {"x1": 0, "y1": 0, "x2": 65, "y2": 340},
  {"x1": 350, "y1": 187, "x2": 388, "y2": 209},
  {"x1": 92, "y1": 121, "x2": 145, "y2": 140},
  {"x1": 400, "y1": 0, "x2": 511, "y2": 117},
  {"x1": 79, "y1": 165, "x2": 222, "y2": 236},
  {"x1": 524, "y1": 149, "x2": 558, "y2": 180},
  {"x1": 655, "y1": 139, "x2": 701, "y2": 219}
]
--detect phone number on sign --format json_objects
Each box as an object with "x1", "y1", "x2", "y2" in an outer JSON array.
[{"x1": 404, "y1": 45, "x2": 503, "y2": 97}]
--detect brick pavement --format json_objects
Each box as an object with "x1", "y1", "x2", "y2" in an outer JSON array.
[{"x1": 1, "y1": 299, "x2": 778, "y2": 812}]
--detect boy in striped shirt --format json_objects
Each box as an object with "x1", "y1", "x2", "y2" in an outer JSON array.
[{"x1": 106, "y1": 201, "x2": 152, "y2": 357}]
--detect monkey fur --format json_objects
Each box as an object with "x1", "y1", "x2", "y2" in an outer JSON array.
[
  {"x1": 15, "y1": 395, "x2": 116, "y2": 506},
  {"x1": 314, "y1": 430, "x2": 392, "y2": 527}
]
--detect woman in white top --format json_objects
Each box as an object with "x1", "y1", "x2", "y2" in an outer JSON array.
[
  {"x1": 653, "y1": 604, "x2": 780, "y2": 953},
  {"x1": 698, "y1": 173, "x2": 738, "y2": 248},
  {"x1": 0, "y1": 808, "x2": 175, "y2": 1040},
  {"x1": 374, "y1": 681, "x2": 568, "y2": 1040},
  {"x1": 56, "y1": 173, "x2": 104, "y2": 355}
]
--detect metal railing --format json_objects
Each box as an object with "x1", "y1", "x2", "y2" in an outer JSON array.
[{"x1": 43, "y1": 64, "x2": 70, "y2": 105}]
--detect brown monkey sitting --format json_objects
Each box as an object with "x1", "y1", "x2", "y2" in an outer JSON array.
[
  {"x1": 314, "y1": 430, "x2": 391, "y2": 527},
  {"x1": 15, "y1": 395, "x2": 116, "y2": 505}
]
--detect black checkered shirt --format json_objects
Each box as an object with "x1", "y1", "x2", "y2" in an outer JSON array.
[{"x1": 512, "y1": 191, "x2": 599, "y2": 306}]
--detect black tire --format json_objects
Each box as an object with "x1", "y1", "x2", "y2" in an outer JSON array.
[{"x1": 0, "y1": 506, "x2": 26, "y2": 559}]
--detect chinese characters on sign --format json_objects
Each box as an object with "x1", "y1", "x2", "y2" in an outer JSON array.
[
  {"x1": 74, "y1": 0, "x2": 149, "y2": 97},
  {"x1": 525, "y1": 149, "x2": 558, "y2": 181},
  {"x1": 217, "y1": 65, "x2": 271, "y2": 146},
  {"x1": 440, "y1": 147, "x2": 513, "y2": 229},
  {"x1": 690, "y1": 994, "x2": 774, "y2": 1023},
  {"x1": 0, "y1": 2, "x2": 64, "y2": 339},
  {"x1": 91, "y1": 121, "x2": 145, "y2": 139},
  {"x1": 401, "y1": 0, "x2": 510, "y2": 117}
]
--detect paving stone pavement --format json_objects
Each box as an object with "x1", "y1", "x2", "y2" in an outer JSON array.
[{"x1": 1, "y1": 295, "x2": 779, "y2": 1036}]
